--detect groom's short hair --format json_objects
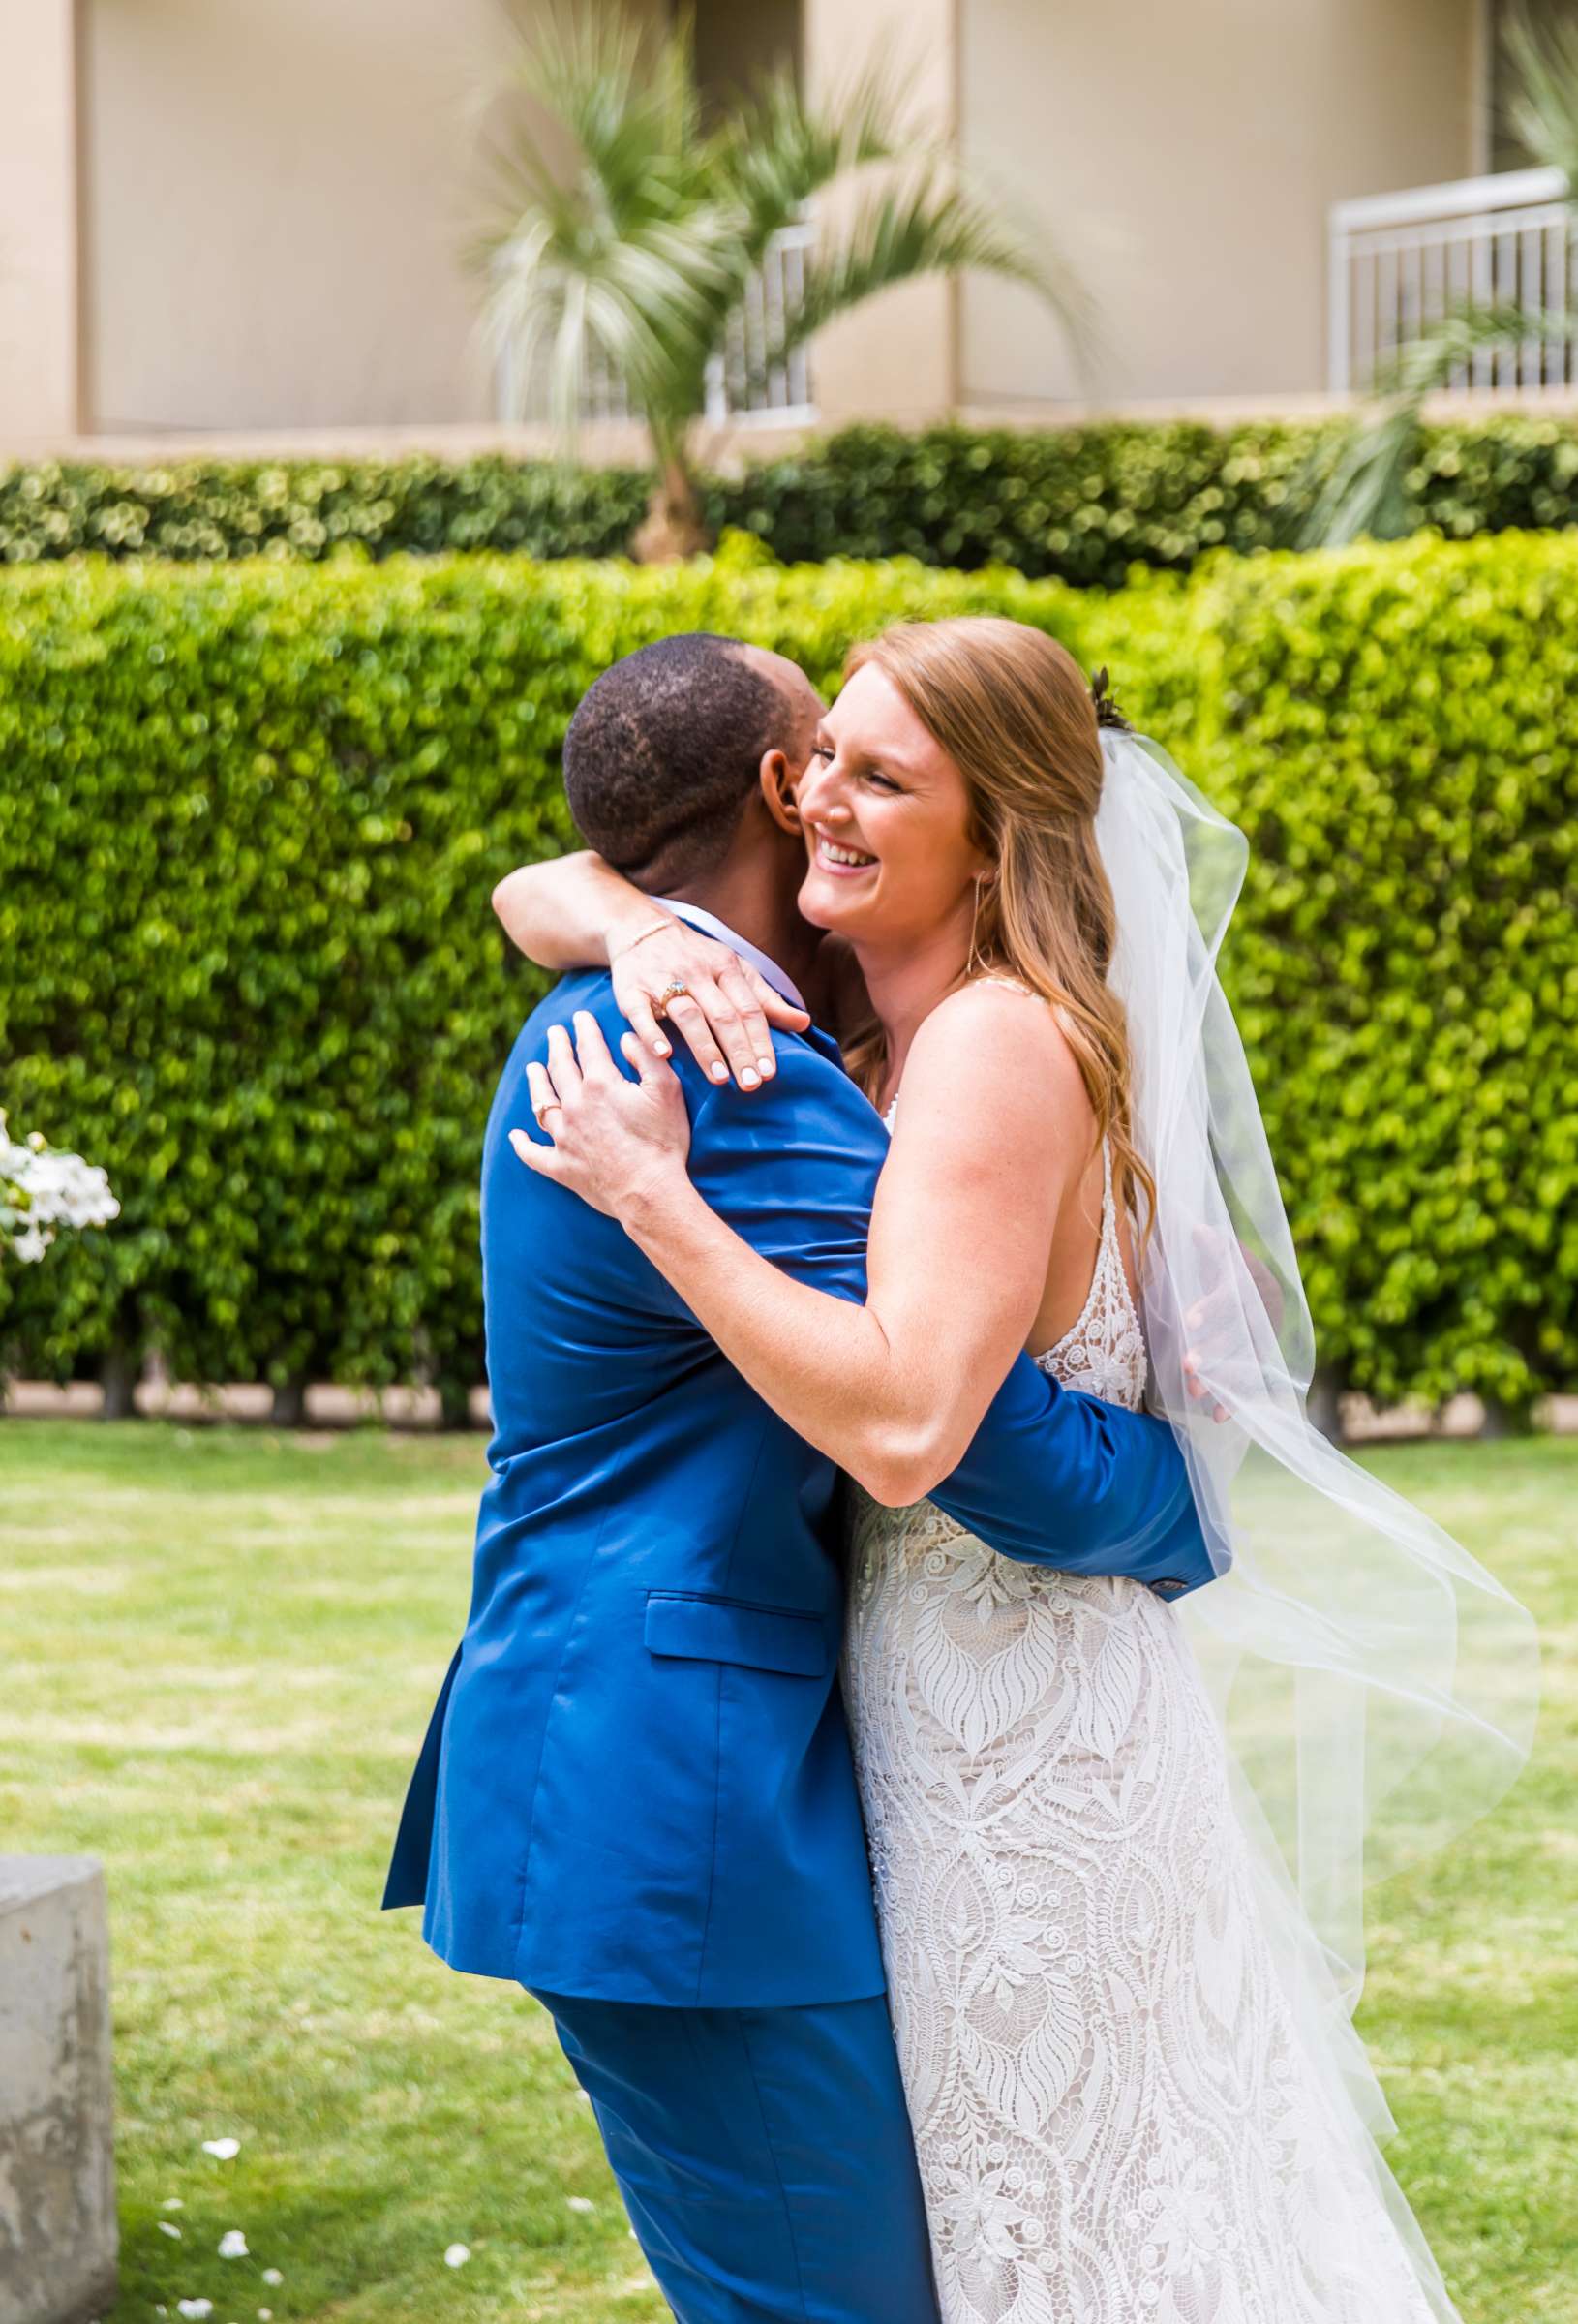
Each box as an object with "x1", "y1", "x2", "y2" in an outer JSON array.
[{"x1": 562, "y1": 632, "x2": 786, "y2": 891}]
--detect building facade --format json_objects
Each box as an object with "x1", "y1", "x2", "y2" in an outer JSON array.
[{"x1": 0, "y1": 0, "x2": 1553, "y2": 455}]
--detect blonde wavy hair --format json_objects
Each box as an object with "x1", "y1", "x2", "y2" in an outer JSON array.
[{"x1": 841, "y1": 616, "x2": 1156, "y2": 1247}]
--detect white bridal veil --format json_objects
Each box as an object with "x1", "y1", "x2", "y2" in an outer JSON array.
[{"x1": 1093, "y1": 722, "x2": 1540, "y2": 2147}]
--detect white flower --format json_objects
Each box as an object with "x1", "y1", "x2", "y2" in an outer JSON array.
[
  {"x1": 201, "y1": 2137, "x2": 241, "y2": 2160},
  {"x1": 158, "y1": 2220, "x2": 183, "y2": 2239},
  {"x1": 443, "y1": 2244, "x2": 470, "y2": 2269},
  {"x1": 162, "y1": 2198, "x2": 185, "y2": 2211},
  {"x1": 177, "y1": 2303, "x2": 213, "y2": 2321},
  {"x1": 565, "y1": 2197, "x2": 594, "y2": 2215},
  {"x1": 0, "y1": 1115, "x2": 119, "y2": 1263},
  {"x1": 260, "y1": 2271, "x2": 283, "y2": 2287},
  {"x1": 218, "y1": 2231, "x2": 249, "y2": 2259},
  {"x1": 258, "y1": 2311, "x2": 272, "y2": 2320}
]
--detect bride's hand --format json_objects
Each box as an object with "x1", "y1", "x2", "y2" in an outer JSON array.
[
  {"x1": 612, "y1": 917, "x2": 809, "y2": 1091},
  {"x1": 509, "y1": 1014, "x2": 690, "y2": 1221}
]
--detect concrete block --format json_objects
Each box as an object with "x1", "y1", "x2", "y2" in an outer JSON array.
[{"x1": 0, "y1": 1859, "x2": 117, "y2": 2324}]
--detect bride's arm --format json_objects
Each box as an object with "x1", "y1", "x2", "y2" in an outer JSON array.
[
  {"x1": 493, "y1": 852, "x2": 809, "y2": 1087},
  {"x1": 513, "y1": 983, "x2": 1083, "y2": 1505},
  {"x1": 493, "y1": 851, "x2": 670, "y2": 969}
]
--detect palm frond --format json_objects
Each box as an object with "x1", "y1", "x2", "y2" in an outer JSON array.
[
  {"x1": 712, "y1": 54, "x2": 927, "y2": 259},
  {"x1": 482, "y1": 206, "x2": 736, "y2": 440},
  {"x1": 508, "y1": 2, "x2": 709, "y2": 217},
  {"x1": 770, "y1": 168, "x2": 1093, "y2": 381},
  {"x1": 1300, "y1": 304, "x2": 1575, "y2": 547},
  {"x1": 1502, "y1": 3, "x2": 1578, "y2": 185},
  {"x1": 474, "y1": 7, "x2": 743, "y2": 446},
  {"x1": 470, "y1": 1, "x2": 1096, "y2": 498}
]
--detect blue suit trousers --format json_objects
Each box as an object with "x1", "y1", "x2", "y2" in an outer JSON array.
[{"x1": 528, "y1": 1988, "x2": 941, "y2": 2324}]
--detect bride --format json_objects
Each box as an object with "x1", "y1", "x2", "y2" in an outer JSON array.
[{"x1": 498, "y1": 616, "x2": 1535, "y2": 2323}]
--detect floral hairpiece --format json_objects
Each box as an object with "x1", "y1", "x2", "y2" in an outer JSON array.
[{"x1": 1089, "y1": 665, "x2": 1134, "y2": 733}]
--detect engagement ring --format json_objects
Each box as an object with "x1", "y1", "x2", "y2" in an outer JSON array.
[{"x1": 654, "y1": 979, "x2": 690, "y2": 1016}]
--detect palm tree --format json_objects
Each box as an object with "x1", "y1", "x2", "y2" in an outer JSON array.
[
  {"x1": 1305, "y1": 5, "x2": 1578, "y2": 549},
  {"x1": 475, "y1": 7, "x2": 1089, "y2": 559}
]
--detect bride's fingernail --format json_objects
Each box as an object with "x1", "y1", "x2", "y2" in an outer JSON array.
[
  {"x1": 653, "y1": 1039, "x2": 671, "y2": 1056},
  {"x1": 710, "y1": 1063, "x2": 728, "y2": 1083},
  {"x1": 741, "y1": 1069, "x2": 760, "y2": 1090},
  {"x1": 756, "y1": 1056, "x2": 775, "y2": 1076}
]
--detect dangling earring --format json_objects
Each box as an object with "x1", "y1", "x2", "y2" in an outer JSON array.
[{"x1": 968, "y1": 875, "x2": 993, "y2": 979}]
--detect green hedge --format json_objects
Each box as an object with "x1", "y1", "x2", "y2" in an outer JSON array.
[
  {"x1": 2, "y1": 532, "x2": 1573, "y2": 1413},
  {"x1": 7, "y1": 412, "x2": 1578, "y2": 587},
  {"x1": 0, "y1": 540, "x2": 1059, "y2": 1411},
  {"x1": 0, "y1": 454, "x2": 648, "y2": 567},
  {"x1": 714, "y1": 416, "x2": 1578, "y2": 584},
  {"x1": 1082, "y1": 537, "x2": 1578, "y2": 1410}
]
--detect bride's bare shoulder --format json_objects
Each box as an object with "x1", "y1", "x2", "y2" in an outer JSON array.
[{"x1": 904, "y1": 976, "x2": 1088, "y2": 1132}]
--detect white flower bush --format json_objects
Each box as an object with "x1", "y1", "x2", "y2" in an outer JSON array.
[{"x1": 0, "y1": 1110, "x2": 119, "y2": 1263}]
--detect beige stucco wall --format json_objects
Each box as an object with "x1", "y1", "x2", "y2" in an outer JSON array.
[
  {"x1": 0, "y1": 0, "x2": 81, "y2": 442},
  {"x1": 956, "y1": 0, "x2": 1482, "y2": 407},
  {"x1": 79, "y1": 0, "x2": 663, "y2": 434},
  {"x1": 802, "y1": 0, "x2": 958, "y2": 425},
  {"x1": 1, "y1": 0, "x2": 1495, "y2": 448}
]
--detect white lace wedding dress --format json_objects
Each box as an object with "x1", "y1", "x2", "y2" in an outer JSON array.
[{"x1": 842, "y1": 1132, "x2": 1452, "y2": 2324}]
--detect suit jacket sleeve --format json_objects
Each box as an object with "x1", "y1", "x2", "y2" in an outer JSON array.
[{"x1": 681, "y1": 1039, "x2": 1216, "y2": 1601}]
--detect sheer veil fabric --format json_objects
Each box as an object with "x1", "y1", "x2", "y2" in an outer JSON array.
[{"x1": 1093, "y1": 729, "x2": 1540, "y2": 2138}]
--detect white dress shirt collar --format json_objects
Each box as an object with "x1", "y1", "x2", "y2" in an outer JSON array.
[{"x1": 658, "y1": 898, "x2": 808, "y2": 1016}]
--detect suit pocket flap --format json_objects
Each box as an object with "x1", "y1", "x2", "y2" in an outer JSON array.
[{"x1": 644, "y1": 1592, "x2": 830, "y2": 1677}]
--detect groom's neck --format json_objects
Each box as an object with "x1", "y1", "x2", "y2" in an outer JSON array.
[{"x1": 664, "y1": 854, "x2": 819, "y2": 996}]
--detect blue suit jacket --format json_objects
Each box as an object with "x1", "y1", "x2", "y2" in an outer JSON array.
[{"x1": 382, "y1": 968, "x2": 1211, "y2": 2007}]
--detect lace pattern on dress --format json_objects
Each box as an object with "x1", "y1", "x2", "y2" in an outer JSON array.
[
  {"x1": 1035, "y1": 1138, "x2": 1148, "y2": 1412},
  {"x1": 841, "y1": 1115, "x2": 1447, "y2": 2322}
]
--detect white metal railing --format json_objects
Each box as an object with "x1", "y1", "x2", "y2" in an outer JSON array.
[
  {"x1": 496, "y1": 219, "x2": 817, "y2": 430},
  {"x1": 1329, "y1": 166, "x2": 1577, "y2": 395}
]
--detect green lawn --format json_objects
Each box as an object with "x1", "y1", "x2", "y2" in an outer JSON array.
[{"x1": 1, "y1": 1422, "x2": 1572, "y2": 2323}]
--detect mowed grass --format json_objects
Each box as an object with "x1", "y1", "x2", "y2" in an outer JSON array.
[{"x1": 1, "y1": 1422, "x2": 1572, "y2": 2324}]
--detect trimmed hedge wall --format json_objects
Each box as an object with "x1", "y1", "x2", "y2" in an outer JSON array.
[
  {"x1": 2, "y1": 532, "x2": 1574, "y2": 1413},
  {"x1": 7, "y1": 411, "x2": 1578, "y2": 587},
  {"x1": 0, "y1": 454, "x2": 648, "y2": 567},
  {"x1": 1085, "y1": 538, "x2": 1578, "y2": 1410},
  {"x1": 719, "y1": 416, "x2": 1578, "y2": 583}
]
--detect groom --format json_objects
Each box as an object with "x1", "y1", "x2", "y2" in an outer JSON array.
[{"x1": 382, "y1": 633, "x2": 1213, "y2": 2323}]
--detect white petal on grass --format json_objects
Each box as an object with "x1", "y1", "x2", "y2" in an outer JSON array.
[
  {"x1": 177, "y1": 2303, "x2": 214, "y2": 2320},
  {"x1": 443, "y1": 2243, "x2": 471, "y2": 2269},
  {"x1": 258, "y1": 2310, "x2": 273, "y2": 2320},
  {"x1": 201, "y1": 2138, "x2": 241, "y2": 2161},
  {"x1": 218, "y1": 2232, "x2": 249, "y2": 2259},
  {"x1": 162, "y1": 2198, "x2": 185, "y2": 2211},
  {"x1": 157, "y1": 2220, "x2": 183, "y2": 2238},
  {"x1": 566, "y1": 2197, "x2": 594, "y2": 2214},
  {"x1": 260, "y1": 2272, "x2": 282, "y2": 2288}
]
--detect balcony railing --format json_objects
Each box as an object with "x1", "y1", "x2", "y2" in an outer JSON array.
[
  {"x1": 495, "y1": 219, "x2": 817, "y2": 430},
  {"x1": 1329, "y1": 167, "x2": 1577, "y2": 396}
]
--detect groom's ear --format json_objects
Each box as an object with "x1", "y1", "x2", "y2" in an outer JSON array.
[{"x1": 759, "y1": 749, "x2": 803, "y2": 837}]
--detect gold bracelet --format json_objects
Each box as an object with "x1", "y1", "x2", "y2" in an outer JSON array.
[{"x1": 609, "y1": 916, "x2": 674, "y2": 963}]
